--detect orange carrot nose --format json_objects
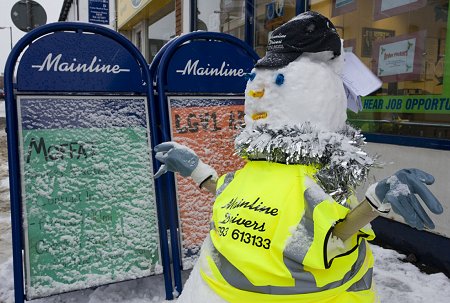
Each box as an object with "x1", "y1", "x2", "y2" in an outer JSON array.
[
  {"x1": 252, "y1": 112, "x2": 268, "y2": 121},
  {"x1": 249, "y1": 89, "x2": 265, "y2": 98}
]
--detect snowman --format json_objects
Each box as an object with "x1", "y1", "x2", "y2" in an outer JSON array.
[{"x1": 154, "y1": 11, "x2": 443, "y2": 303}]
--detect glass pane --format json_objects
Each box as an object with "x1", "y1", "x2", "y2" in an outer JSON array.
[
  {"x1": 311, "y1": 0, "x2": 450, "y2": 140},
  {"x1": 254, "y1": 0, "x2": 297, "y2": 57},
  {"x1": 197, "y1": 0, "x2": 245, "y2": 40},
  {"x1": 148, "y1": 11, "x2": 176, "y2": 62}
]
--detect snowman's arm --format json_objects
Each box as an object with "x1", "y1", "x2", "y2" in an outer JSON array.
[
  {"x1": 332, "y1": 199, "x2": 381, "y2": 241},
  {"x1": 153, "y1": 141, "x2": 218, "y2": 191},
  {"x1": 200, "y1": 177, "x2": 217, "y2": 195},
  {"x1": 334, "y1": 168, "x2": 444, "y2": 241}
]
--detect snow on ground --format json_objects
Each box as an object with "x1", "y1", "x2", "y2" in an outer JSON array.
[
  {"x1": 0, "y1": 101, "x2": 5, "y2": 118},
  {"x1": 372, "y1": 244, "x2": 450, "y2": 302}
]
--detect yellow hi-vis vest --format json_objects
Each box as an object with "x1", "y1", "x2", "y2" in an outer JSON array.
[{"x1": 200, "y1": 161, "x2": 378, "y2": 303}]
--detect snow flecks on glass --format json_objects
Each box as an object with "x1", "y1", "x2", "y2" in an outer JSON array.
[
  {"x1": 19, "y1": 97, "x2": 160, "y2": 299},
  {"x1": 169, "y1": 98, "x2": 246, "y2": 269}
]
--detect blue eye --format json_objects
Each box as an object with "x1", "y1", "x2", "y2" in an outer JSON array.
[
  {"x1": 275, "y1": 74, "x2": 284, "y2": 86},
  {"x1": 245, "y1": 72, "x2": 256, "y2": 81}
]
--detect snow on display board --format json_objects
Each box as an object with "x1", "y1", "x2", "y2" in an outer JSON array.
[
  {"x1": 17, "y1": 96, "x2": 161, "y2": 299},
  {"x1": 168, "y1": 96, "x2": 246, "y2": 269}
]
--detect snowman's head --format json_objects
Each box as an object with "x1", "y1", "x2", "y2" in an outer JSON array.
[{"x1": 244, "y1": 11, "x2": 347, "y2": 132}]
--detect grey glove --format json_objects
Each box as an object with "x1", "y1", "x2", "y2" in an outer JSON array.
[
  {"x1": 153, "y1": 141, "x2": 217, "y2": 185},
  {"x1": 366, "y1": 168, "x2": 443, "y2": 230}
]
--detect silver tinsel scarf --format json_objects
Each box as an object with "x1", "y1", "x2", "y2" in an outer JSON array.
[{"x1": 234, "y1": 123, "x2": 376, "y2": 203}]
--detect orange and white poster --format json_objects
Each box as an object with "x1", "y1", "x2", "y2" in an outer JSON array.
[{"x1": 168, "y1": 96, "x2": 246, "y2": 269}]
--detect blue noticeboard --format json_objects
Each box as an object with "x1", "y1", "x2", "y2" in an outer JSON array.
[
  {"x1": 165, "y1": 40, "x2": 255, "y2": 93},
  {"x1": 152, "y1": 32, "x2": 259, "y2": 295},
  {"x1": 4, "y1": 22, "x2": 173, "y2": 302},
  {"x1": 89, "y1": 0, "x2": 110, "y2": 25},
  {"x1": 17, "y1": 31, "x2": 142, "y2": 92}
]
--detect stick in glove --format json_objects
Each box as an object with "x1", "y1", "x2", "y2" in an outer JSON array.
[{"x1": 153, "y1": 141, "x2": 218, "y2": 191}]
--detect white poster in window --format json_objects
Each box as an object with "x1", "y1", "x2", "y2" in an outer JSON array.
[
  {"x1": 373, "y1": 31, "x2": 426, "y2": 82},
  {"x1": 336, "y1": 0, "x2": 354, "y2": 8},
  {"x1": 374, "y1": 0, "x2": 426, "y2": 20},
  {"x1": 381, "y1": 0, "x2": 417, "y2": 11},
  {"x1": 332, "y1": 0, "x2": 356, "y2": 17},
  {"x1": 377, "y1": 38, "x2": 416, "y2": 77}
]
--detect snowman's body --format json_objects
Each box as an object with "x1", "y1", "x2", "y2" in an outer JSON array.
[
  {"x1": 175, "y1": 238, "x2": 229, "y2": 303},
  {"x1": 176, "y1": 12, "x2": 378, "y2": 303}
]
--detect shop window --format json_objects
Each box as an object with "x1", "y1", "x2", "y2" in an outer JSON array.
[
  {"x1": 148, "y1": 11, "x2": 176, "y2": 62},
  {"x1": 310, "y1": 0, "x2": 450, "y2": 140},
  {"x1": 135, "y1": 30, "x2": 143, "y2": 52},
  {"x1": 132, "y1": 22, "x2": 149, "y2": 60},
  {"x1": 254, "y1": 0, "x2": 297, "y2": 57},
  {"x1": 196, "y1": 0, "x2": 245, "y2": 40}
]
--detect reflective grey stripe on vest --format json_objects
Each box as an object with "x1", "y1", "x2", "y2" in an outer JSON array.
[
  {"x1": 216, "y1": 172, "x2": 235, "y2": 197},
  {"x1": 213, "y1": 241, "x2": 369, "y2": 295},
  {"x1": 347, "y1": 267, "x2": 373, "y2": 292},
  {"x1": 211, "y1": 172, "x2": 236, "y2": 232}
]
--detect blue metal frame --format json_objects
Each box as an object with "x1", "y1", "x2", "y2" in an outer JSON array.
[
  {"x1": 149, "y1": 36, "x2": 186, "y2": 297},
  {"x1": 245, "y1": 0, "x2": 254, "y2": 47},
  {"x1": 148, "y1": 37, "x2": 180, "y2": 300},
  {"x1": 155, "y1": 31, "x2": 259, "y2": 294},
  {"x1": 4, "y1": 22, "x2": 173, "y2": 302},
  {"x1": 156, "y1": 31, "x2": 259, "y2": 139},
  {"x1": 364, "y1": 133, "x2": 450, "y2": 150},
  {"x1": 296, "y1": 0, "x2": 308, "y2": 14},
  {"x1": 190, "y1": 0, "x2": 197, "y2": 32}
]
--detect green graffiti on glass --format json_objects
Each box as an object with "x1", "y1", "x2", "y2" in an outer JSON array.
[{"x1": 22, "y1": 126, "x2": 160, "y2": 298}]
